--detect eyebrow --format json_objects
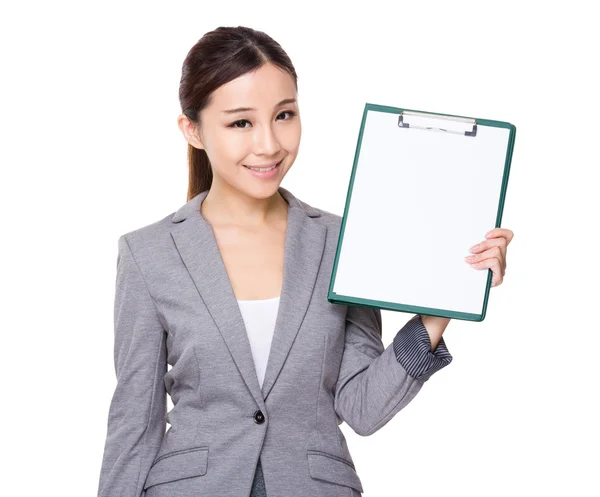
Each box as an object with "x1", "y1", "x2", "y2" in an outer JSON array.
[{"x1": 221, "y1": 98, "x2": 297, "y2": 115}]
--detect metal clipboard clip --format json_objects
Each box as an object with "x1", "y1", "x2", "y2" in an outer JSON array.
[{"x1": 398, "y1": 110, "x2": 477, "y2": 137}]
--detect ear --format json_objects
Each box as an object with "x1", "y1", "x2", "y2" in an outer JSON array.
[{"x1": 177, "y1": 114, "x2": 205, "y2": 150}]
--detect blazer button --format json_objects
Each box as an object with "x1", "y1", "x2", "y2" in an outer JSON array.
[{"x1": 253, "y1": 410, "x2": 265, "y2": 424}]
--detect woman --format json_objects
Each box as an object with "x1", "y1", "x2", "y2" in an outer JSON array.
[{"x1": 97, "y1": 26, "x2": 513, "y2": 497}]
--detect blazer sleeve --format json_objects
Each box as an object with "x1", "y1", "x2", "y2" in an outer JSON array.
[
  {"x1": 333, "y1": 306, "x2": 452, "y2": 437},
  {"x1": 97, "y1": 235, "x2": 168, "y2": 497}
]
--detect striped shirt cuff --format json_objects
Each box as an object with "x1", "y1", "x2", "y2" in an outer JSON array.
[{"x1": 392, "y1": 314, "x2": 453, "y2": 382}]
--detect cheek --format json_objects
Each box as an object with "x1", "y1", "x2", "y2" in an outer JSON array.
[
  {"x1": 280, "y1": 124, "x2": 302, "y2": 154},
  {"x1": 209, "y1": 132, "x2": 249, "y2": 168}
]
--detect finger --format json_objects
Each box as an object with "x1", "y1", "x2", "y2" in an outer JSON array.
[
  {"x1": 469, "y1": 257, "x2": 504, "y2": 286},
  {"x1": 465, "y1": 248, "x2": 505, "y2": 275},
  {"x1": 469, "y1": 256, "x2": 502, "y2": 275},
  {"x1": 468, "y1": 239, "x2": 507, "y2": 270},
  {"x1": 485, "y1": 228, "x2": 514, "y2": 245}
]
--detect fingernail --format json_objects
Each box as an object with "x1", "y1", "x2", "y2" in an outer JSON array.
[{"x1": 470, "y1": 244, "x2": 479, "y2": 252}]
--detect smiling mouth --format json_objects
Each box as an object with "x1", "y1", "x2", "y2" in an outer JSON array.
[{"x1": 243, "y1": 160, "x2": 282, "y2": 172}]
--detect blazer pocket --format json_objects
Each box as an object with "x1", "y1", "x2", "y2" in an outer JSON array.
[
  {"x1": 307, "y1": 449, "x2": 363, "y2": 493},
  {"x1": 143, "y1": 446, "x2": 209, "y2": 490}
]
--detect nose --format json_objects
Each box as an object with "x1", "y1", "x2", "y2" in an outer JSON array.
[{"x1": 252, "y1": 122, "x2": 281, "y2": 157}]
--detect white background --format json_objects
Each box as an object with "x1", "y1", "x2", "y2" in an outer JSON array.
[{"x1": 2, "y1": 1, "x2": 598, "y2": 495}]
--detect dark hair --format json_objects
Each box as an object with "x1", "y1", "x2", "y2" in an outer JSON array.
[{"x1": 179, "y1": 26, "x2": 298, "y2": 201}]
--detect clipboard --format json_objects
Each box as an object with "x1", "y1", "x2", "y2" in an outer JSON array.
[{"x1": 327, "y1": 103, "x2": 516, "y2": 321}]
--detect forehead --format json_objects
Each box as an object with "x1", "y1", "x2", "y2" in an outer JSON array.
[{"x1": 209, "y1": 63, "x2": 296, "y2": 110}]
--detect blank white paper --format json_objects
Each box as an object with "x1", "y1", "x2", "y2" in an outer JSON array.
[{"x1": 332, "y1": 109, "x2": 511, "y2": 316}]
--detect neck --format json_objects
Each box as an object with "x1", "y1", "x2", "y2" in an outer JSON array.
[{"x1": 201, "y1": 182, "x2": 288, "y2": 227}]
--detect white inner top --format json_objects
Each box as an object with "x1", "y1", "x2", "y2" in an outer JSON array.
[{"x1": 236, "y1": 296, "x2": 280, "y2": 388}]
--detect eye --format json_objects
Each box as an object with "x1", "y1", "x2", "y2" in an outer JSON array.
[
  {"x1": 229, "y1": 119, "x2": 251, "y2": 129},
  {"x1": 277, "y1": 110, "x2": 297, "y2": 120},
  {"x1": 227, "y1": 110, "x2": 297, "y2": 129}
]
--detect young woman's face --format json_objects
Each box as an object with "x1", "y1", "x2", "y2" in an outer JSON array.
[{"x1": 185, "y1": 62, "x2": 301, "y2": 199}]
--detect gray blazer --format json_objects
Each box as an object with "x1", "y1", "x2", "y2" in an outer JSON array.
[{"x1": 96, "y1": 186, "x2": 452, "y2": 497}]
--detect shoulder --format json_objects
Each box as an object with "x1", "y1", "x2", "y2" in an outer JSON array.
[
  {"x1": 293, "y1": 198, "x2": 344, "y2": 256},
  {"x1": 118, "y1": 210, "x2": 176, "y2": 256},
  {"x1": 312, "y1": 206, "x2": 342, "y2": 224},
  {"x1": 300, "y1": 199, "x2": 343, "y2": 233}
]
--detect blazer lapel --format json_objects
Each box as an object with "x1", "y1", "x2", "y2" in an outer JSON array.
[{"x1": 170, "y1": 186, "x2": 327, "y2": 409}]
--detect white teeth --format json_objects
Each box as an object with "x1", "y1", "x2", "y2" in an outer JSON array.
[{"x1": 245, "y1": 162, "x2": 279, "y2": 172}]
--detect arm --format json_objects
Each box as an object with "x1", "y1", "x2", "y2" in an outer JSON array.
[
  {"x1": 97, "y1": 235, "x2": 168, "y2": 497},
  {"x1": 333, "y1": 307, "x2": 452, "y2": 437},
  {"x1": 392, "y1": 314, "x2": 453, "y2": 381},
  {"x1": 420, "y1": 314, "x2": 451, "y2": 352}
]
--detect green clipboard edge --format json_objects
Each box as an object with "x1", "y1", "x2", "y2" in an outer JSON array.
[{"x1": 327, "y1": 102, "x2": 517, "y2": 322}]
